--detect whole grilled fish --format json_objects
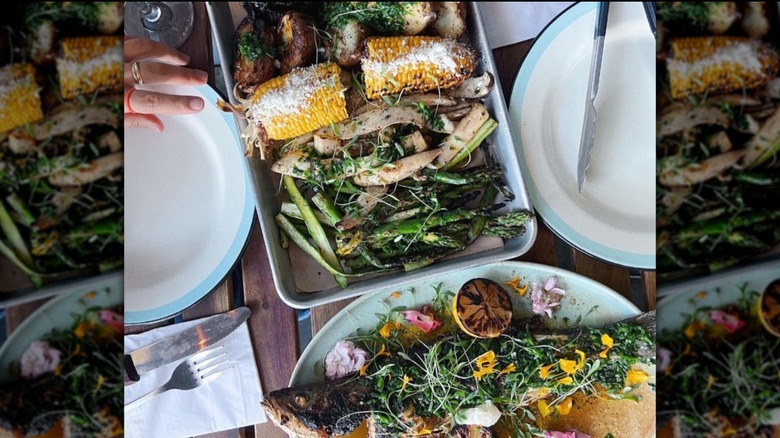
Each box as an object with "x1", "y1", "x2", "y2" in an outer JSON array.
[{"x1": 263, "y1": 311, "x2": 656, "y2": 438}]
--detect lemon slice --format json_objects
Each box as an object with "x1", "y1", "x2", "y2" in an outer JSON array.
[{"x1": 452, "y1": 278, "x2": 512, "y2": 338}]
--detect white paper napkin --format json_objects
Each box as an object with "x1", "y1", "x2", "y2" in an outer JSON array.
[
  {"x1": 478, "y1": 2, "x2": 574, "y2": 49},
  {"x1": 124, "y1": 317, "x2": 267, "y2": 438}
]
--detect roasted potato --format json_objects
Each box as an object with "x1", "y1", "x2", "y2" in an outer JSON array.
[
  {"x1": 401, "y1": 2, "x2": 436, "y2": 35},
  {"x1": 432, "y1": 2, "x2": 467, "y2": 39},
  {"x1": 327, "y1": 20, "x2": 369, "y2": 68},
  {"x1": 278, "y1": 12, "x2": 316, "y2": 74},
  {"x1": 232, "y1": 16, "x2": 277, "y2": 94}
]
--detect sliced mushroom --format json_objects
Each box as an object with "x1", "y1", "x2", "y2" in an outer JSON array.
[
  {"x1": 7, "y1": 130, "x2": 36, "y2": 154},
  {"x1": 97, "y1": 131, "x2": 122, "y2": 153},
  {"x1": 316, "y1": 106, "x2": 427, "y2": 140},
  {"x1": 734, "y1": 114, "x2": 760, "y2": 134},
  {"x1": 743, "y1": 106, "x2": 780, "y2": 167},
  {"x1": 660, "y1": 187, "x2": 693, "y2": 218},
  {"x1": 353, "y1": 149, "x2": 441, "y2": 186},
  {"x1": 400, "y1": 131, "x2": 429, "y2": 153},
  {"x1": 49, "y1": 152, "x2": 124, "y2": 187},
  {"x1": 657, "y1": 106, "x2": 729, "y2": 137},
  {"x1": 328, "y1": 20, "x2": 369, "y2": 68},
  {"x1": 313, "y1": 135, "x2": 341, "y2": 156},
  {"x1": 34, "y1": 106, "x2": 119, "y2": 140},
  {"x1": 433, "y1": 103, "x2": 488, "y2": 168},
  {"x1": 707, "y1": 131, "x2": 732, "y2": 152},
  {"x1": 352, "y1": 94, "x2": 458, "y2": 116},
  {"x1": 659, "y1": 149, "x2": 746, "y2": 186},
  {"x1": 443, "y1": 72, "x2": 495, "y2": 99}
]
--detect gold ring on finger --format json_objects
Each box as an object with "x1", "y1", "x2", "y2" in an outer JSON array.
[{"x1": 131, "y1": 61, "x2": 144, "y2": 85}]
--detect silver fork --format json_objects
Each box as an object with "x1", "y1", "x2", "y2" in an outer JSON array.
[{"x1": 125, "y1": 345, "x2": 233, "y2": 410}]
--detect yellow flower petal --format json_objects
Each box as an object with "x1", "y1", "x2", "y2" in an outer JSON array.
[
  {"x1": 557, "y1": 376, "x2": 573, "y2": 385},
  {"x1": 599, "y1": 347, "x2": 610, "y2": 359},
  {"x1": 96, "y1": 374, "x2": 106, "y2": 392},
  {"x1": 559, "y1": 359, "x2": 577, "y2": 375},
  {"x1": 359, "y1": 364, "x2": 369, "y2": 377},
  {"x1": 476, "y1": 350, "x2": 496, "y2": 368},
  {"x1": 601, "y1": 333, "x2": 614, "y2": 348},
  {"x1": 379, "y1": 322, "x2": 399, "y2": 339},
  {"x1": 390, "y1": 291, "x2": 401, "y2": 299},
  {"x1": 575, "y1": 350, "x2": 586, "y2": 370},
  {"x1": 416, "y1": 428, "x2": 432, "y2": 436},
  {"x1": 499, "y1": 363, "x2": 516, "y2": 376},
  {"x1": 539, "y1": 363, "x2": 555, "y2": 380},
  {"x1": 626, "y1": 369, "x2": 650, "y2": 386},
  {"x1": 556, "y1": 397, "x2": 573, "y2": 416},
  {"x1": 684, "y1": 322, "x2": 703, "y2": 339},
  {"x1": 706, "y1": 374, "x2": 716, "y2": 391},
  {"x1": 402, "y1": 374, "x2": 412, "y2": 391},
  {"x1": 376, "y1": 343, "x2": 391, "y2": 358},
  {"x1": 504, "y1": 277, "x2": 528, "y2": 296},
  {"x1": 537, "y1": 400, "x2": 552, "y2": 417}
]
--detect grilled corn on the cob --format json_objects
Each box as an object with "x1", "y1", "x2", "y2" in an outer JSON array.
[
  {"x1": 0, "y1": 63, "x2": 44, "y2": 134},
  {"x1": 248, "y1": 63, "x2": 348, "y2": 140},
  {"x1": 56, "y1": 36, "x2": 123, "y2": 100},
  {"x1": 362, "y1": 36, "x2": 477, "y2": 100},
  {"x1": 667, "y1": 36, "x2": 780, "y2": 99}
]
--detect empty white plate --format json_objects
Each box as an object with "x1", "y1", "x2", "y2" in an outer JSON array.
[
  {"x1": 509, "y1": 2, "x2": 655, "y2": 269},
  {"x1": 124, "y1": 85, "x2": 254, "y2": 324}
]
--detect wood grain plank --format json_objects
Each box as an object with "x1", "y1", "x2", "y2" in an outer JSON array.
[
  {"x1": 518, "y1": 221, "x2": 558, "y2": 267},
  {"x1": 182, "y1": 279, "x2": 234, "y2": 320},
  {"x1": 572, "y1": 251, "x2": 632, "y2": 301},
  {"x1": 492, "y1": 40, "x2": 533, "y2": 104},
  {"x1": 644, "y1": 272, "x2": 657, "y2": 310},
  {"x1": 311, "y1": 297, "x2": 358, "y2": 335},
  {"x1": 5, "y1": 298, "x2": 51, "y2": 334},
  {"x1": 239, "y1": 223, "x2": 298, "y2": 438}
]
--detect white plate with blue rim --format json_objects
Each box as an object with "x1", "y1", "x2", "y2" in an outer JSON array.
[
  {"x1": 508, "y1": 2, "x2": 655, "y2": 269},
  {"x1": 124, "y1": 84, "x2": 254, "y2": 325}
]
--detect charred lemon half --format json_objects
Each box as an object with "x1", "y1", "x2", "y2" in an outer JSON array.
[{"x1": 453, "y1": 278, "x2": 512, "y2": 339}]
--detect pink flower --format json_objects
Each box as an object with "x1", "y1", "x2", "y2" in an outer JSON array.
[
  {"x1": 20, "y1": 341, "x2": 62, "y2": 380},
  {"x1": 401, "y1": 306, "x2": 442, "y2": 333},
  {"x1": 531, "y1": 277, "x2": 566, "y2": 318},
  {"x1": 544, "y1": 430, "x2": 591, "y2": 438},
  {"x1": 657, "y1": 347, "x2": 672, "y2": 373},
  {"x1": 324, "y1": 340, "x2": 367, "y2": 380},
  {"x1": 98, "y1": 309, "x2": 123, "y2": 332},
  {"x1": 707, "y1": 310, "x2": 746, "y2": 333}
]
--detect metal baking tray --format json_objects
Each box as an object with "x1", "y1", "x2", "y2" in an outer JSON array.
[{"x1": 207, "y1": 2, "x2": 538, "y2": 308}]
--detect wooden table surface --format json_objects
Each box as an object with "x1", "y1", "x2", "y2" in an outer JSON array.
[{"x1": 4, "y1": 3, "x2": 655, "y2": 438}]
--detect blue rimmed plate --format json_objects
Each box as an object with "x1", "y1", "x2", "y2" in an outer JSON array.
[
  {"x1": 508, "y1": 2, "x2": 655, "y2": 269},
  {"x1": 124, "y1": 84, "x2": 254, "y2": 325}
]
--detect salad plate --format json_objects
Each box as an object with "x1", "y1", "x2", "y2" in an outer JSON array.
[
  {"x1": 290, "y1": 260, "x2": 639, "y2": 386},
  {"x1": 124, "y1": 84, "x2": 254, "y2": 325},
  {"x1": 0, "y1": 270, "x2": 122, "y2": 383},
  {"x1": 508, "y1": 2, "x2": 655, "y2": 269}
]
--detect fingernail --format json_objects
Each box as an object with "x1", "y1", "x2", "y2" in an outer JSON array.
[
  {"x1": 189, "y1": 98, "x2": 204, "y2": 111},
  {"x1": 195, "y1": 70, "x2": 208, "y2": 82}
]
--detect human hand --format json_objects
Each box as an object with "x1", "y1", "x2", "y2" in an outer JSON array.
[{"x1": 124, "y1": 37, "x2": 209, "y2": 131}]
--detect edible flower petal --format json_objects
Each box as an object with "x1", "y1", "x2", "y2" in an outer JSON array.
[
  {"x1": 706, "y1": 374, "x2": 716, "y2": 391},
  {"x1": 657, "y1": 347, "x2": 672, "y2": 373},
  {"x1": 625, "y1": 369, "x2": 650, "y2": 386},
  {"x1": 473, "y1": 350, "x2": 496, "y2": 380},
  {"x1": 544, "y1": 430, "x2": 591, "y2": 438},
  {"x1": 499, "y1": 363, "x2": 516, "y2": 376},
  {"x1": 559, "y1": 359, "x2": 577, "y2": 375},
  {"x1": 504, "y1": 277, "x2": 528, "y2": 296},
  {"x1": 376, "y1": 343, "x2": 391, "y2": 358},
  {"x1": 555, "y1": 397, "x2": 573, "y2": 416},
  {"x1": 557, "y1": 376, "x2": 573, "y2": 385},
  {"x1": 401, "y1": 374, "x2": 412, "y2": 391},
  {"x1": 379, "y1": 322, "x2": 400, "y2": 338},
  {"x1": 401, "y1": 309, "x2": 442, "y2": 333},
  {"x1": 599, "y1": 334, "x2": 614, "y2": 358},
  {"x1": 707, "y1": 310, "x2": 746, "y2": 333},
  {"x1": 324, "y1": 340, "x2": 368, "y2": 380},
  {"x1": 539, "y1": 363, "x2": 555, "y2": 380},
  {"x1": 458, "y1": 400, "x2": 502, "y2": 427},
  {"x1": 575, "y1": 349, "x2": 586, "y2": 370},
  {"x1": 20, "y1": 340, "x2": 62, "y2": 380},
  {"x1": 538, "y1": 400, "x2": 552, "y2": 417},
  {"x1": 684, "y1": 321, "x2": 705, "y2": 338},
  {"x1": 531, "y1": 276, "x2": 566, "y2": 318},
  {"x1": 98, "y1": 309, "x2": 123, "y2": 332}
]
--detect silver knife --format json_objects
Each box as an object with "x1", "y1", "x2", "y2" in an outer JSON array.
[
  {"x1": 124, "y1": 307, "x2": 250, "y2": 385},
  {"x1": 577, "y1": 2, "x2": 610, "y2": 193}
]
